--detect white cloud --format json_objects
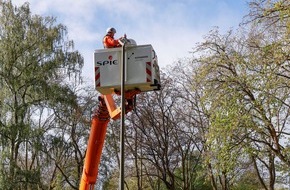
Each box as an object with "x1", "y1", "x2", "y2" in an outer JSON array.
[{"x1": 11, "y1": 0, "x2": 247, "y2": 80}]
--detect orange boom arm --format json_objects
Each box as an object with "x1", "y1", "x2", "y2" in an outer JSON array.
[
  {"x1": 79, "y1": 90, "x2": 140, "y2": 190},
  {"x1": 79, "y1": 96, "x2": 110, "y2": 190}
]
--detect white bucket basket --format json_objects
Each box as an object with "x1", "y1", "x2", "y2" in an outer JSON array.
[{"x1": 94, "y1": 44, "x2": 161, "y2": 95}]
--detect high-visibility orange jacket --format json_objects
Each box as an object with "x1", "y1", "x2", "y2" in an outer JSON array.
[{"x1": 103, "y1": 35, "x2": 120, "y2": 48}]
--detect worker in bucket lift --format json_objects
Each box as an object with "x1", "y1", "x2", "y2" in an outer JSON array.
[
  {"x1": 103, "y1": 27, "x2": 126, "y2": 48},
  {"x1": 102, "y1": 27, "x2": 137, "y2": 110}
]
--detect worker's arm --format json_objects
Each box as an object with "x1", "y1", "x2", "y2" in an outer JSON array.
[{"x1": 104, "y1": 36, "x2": 120, "y2": 48}]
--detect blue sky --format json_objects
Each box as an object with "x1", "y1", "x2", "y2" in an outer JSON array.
[{"x1": 12, "y1": 0, "x2": 249, "y2": 85}]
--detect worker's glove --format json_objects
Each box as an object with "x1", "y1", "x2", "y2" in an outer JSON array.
[{"x1": 118, "y1": 37, "x2": 127, "y2": 44}]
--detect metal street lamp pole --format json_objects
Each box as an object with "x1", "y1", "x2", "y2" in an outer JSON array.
[{"x1": 119, "y1": 40, "x2": 126, "y2": 190}]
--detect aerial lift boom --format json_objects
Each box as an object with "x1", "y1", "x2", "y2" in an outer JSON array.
[
  {"x1": 79, "y1": 39, "x2": 160, "y2": 190},
  {"x1": 79, "y1": 92, "x2": 139, "y2": 190}
]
